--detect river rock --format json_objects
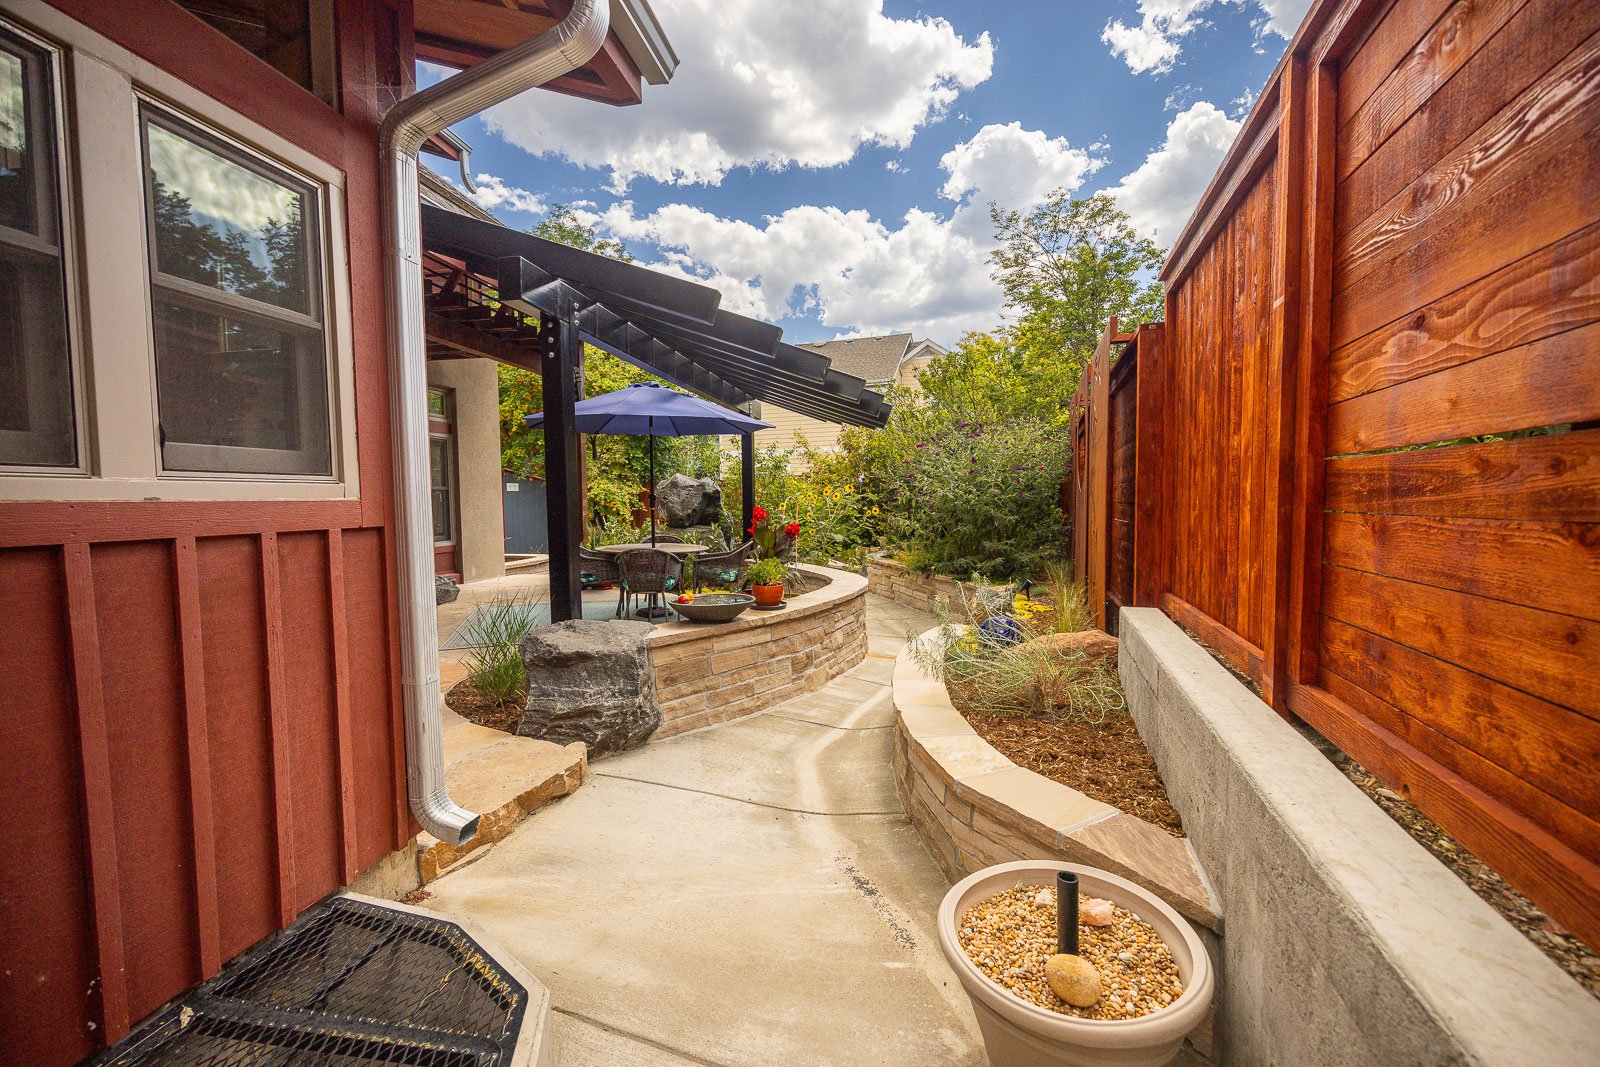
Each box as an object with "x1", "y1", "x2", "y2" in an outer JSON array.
[
  {"x1": 656, "y1": 474, "x2": 722, "y2": 528},
  {"x1": 518, "y1": 620, "x2": 660, "y2": 756},
  {"x1": 1045, "y1": 954, "x2": 1102, "y2": 1007}
]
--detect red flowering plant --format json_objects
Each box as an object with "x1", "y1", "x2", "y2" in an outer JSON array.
[{"x1": 748, "y1": 505, "x2": 800, "y2": 560}]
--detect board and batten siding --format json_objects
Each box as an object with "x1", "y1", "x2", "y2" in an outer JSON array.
[{"x1": 0, "y1": 2, "x2": 417, "y2": 1061}]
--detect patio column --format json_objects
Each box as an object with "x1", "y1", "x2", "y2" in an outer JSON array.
[
  {"x1": 741, "y1": 429, "x2": 755, "y2": 540},
  {"x1": 544, "y1": 291, "x2": 585, "y2": 621}
]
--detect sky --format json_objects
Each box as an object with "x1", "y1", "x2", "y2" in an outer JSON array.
[{"x1": 421, "y1": 0, "x2": 1312, "y2": 347}]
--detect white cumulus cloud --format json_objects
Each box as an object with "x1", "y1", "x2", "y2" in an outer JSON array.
[
  {"x1": 1110, "y1": 101, "x2": 1241, "y2": 243},
  {"x1": 480, "y1": 0, "x2": 993, "y2": 190},
  {"x1": 939, "y1": 122, "x2": 1103, "y2": 235},
  {"x1": 574, "y1": 121, "x2": 1106, "y2": 341},
  {"x1": 1101, "y1": 0, "x2": 1313, "y2": 74},
  {"x1": 465, "y1": 173, "x2": 546, "y2": 215}
]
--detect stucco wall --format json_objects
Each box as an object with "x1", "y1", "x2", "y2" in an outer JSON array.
[
  {"x1": 1118, "y1": 608, "x2": 1600, "y2": 1065},
  {"x1": 428, "y1": 357, "x2": 505, "y2": 584}
]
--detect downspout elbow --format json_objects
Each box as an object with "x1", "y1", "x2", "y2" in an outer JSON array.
[{"x1": 380, "y1": 0, "x2": 609, "y2": 846}]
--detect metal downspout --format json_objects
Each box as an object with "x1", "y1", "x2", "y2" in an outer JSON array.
[{"x1": 379, "y1": 0, "x2": 610, "y2": 845}]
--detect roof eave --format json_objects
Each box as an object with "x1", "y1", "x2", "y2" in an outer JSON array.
[{"x1": 611, "y1": 0, "x2": 678, "y2": 86}]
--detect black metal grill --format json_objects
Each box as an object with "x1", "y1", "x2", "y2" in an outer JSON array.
[{"x1": 93, "y1": 898, "x2": 527, "y2": 1066}]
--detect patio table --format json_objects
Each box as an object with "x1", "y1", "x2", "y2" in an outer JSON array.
[{"x1": 593, "y1": 543, "x2": 708, "y2": 557}]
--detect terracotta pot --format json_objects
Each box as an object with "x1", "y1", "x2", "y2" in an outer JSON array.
[
  {"x1": 938, "y1": 861, "x2": 1213, "y2": 1067},
  {"x1": 751, "y1": 584, "x2": 784, "y2": 607}
]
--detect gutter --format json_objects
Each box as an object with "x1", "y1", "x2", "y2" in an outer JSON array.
[{"x1": 379, "y1": 0, "x2": 610, "y2": 845}]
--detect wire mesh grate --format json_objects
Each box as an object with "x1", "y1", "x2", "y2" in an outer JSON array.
[{"x1": 93, "y1": 898, "x2": 527, "y2": 1066}]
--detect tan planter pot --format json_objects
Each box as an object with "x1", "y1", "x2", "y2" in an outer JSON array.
[{"x1": 938, "y1": 861, "x2": 1213, "y2": 1067}]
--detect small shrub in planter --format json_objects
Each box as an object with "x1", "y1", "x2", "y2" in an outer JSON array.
[{"x1": 747, "y1": 557, "x2": 788, "y2": 606}]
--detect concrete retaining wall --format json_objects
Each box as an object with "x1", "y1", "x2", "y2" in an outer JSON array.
[
  {"x1": 1118, "y1": 607, "x2": 1600, "y2": 1065},
  {"x1": 646, "y1": 565, "x2": 868, "y2": 738}
]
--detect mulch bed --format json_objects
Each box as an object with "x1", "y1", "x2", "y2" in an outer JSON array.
[
  {"x1": 949, "y1": 680, "x2": 1184, "y2": 837},
  {"x1": 443, "y1": 679, "x2": 523, "y2": 734}
]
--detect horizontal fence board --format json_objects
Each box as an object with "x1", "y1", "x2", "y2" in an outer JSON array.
[
  {"x1": 1290, "y1": 681, "x2": 1600, "y2": 953},
  {"x1": 1335, "y1": 25, "x2": 1600, "y2": 294},
  {"x1": 1161, "y1": 592, "x2": 1267, "y2": 683},
  {"x1": 1329, "y1": 219, "x2": 1600, "y2": 401},
  {"x1": 1327, "y1": 320, "x2": 1600, "y2": 453},
  {"x1": 1333, "y1": 116, "x2": 1599, "y2": 347},
  {"x1": 1323, "y1": 511, "x2": 1600, "y2": 620},
  {"x1": 1321, "y1": 617, "x2": 1600, "y2": 822},
  {"x1": 1320, "y1": 564, "x2": 1599, "y2": 718},
  {"x1": 1337, "y1": 0, "x2": 1531, "y2": 181},
  {"x1": 1339, "y1": 0, "x2": 1600, "y2": 237},
  {"x1": 1324, "y1": 428, "x2": 1600, "y2": 521},
  {"x1": 1335, "y1": 0, "x2": 1456, "y2": 125}
]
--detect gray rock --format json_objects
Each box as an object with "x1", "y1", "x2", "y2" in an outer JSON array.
[
  {"x1": 435, "y1": 575, "x2": 460, "y2": 605},
  {"x1": 518, "y1": 620, "x2": 660, "y2": 756},
  {"x1": 656, "y1": 474, "x2": 722, "y2": 528}
]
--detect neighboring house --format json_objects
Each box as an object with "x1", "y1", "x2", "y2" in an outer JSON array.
[
  {"x1": 741, "y1": 334, "x2": 947, "y2": 458},
  {"x1": 0, "y1": 2, "x2": 674, "y2": 1062}
]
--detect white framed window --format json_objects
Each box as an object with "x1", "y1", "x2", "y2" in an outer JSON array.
[
  {"x1": 0, "y1": 2, "x2": 358, "y2": 502},
  {"x1": 141, "y1": 106, "x2": 333, "y2": 477},
  {"x1": 0, "y1": 23, "x2": 79, "y2": 470}
]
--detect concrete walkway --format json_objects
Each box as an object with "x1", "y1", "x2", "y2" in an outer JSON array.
[{"x1": 421, "y1": 594, "x2": 986, "y2": 1065}]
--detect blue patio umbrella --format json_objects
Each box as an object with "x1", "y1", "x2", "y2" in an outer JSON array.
[{"x1": 525, "y1": 382, "x2": 772, "y2": 541}]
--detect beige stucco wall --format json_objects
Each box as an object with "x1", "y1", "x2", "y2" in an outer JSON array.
[{"x1": 427, "y1": 357, "x2": 506, "y2": 583}]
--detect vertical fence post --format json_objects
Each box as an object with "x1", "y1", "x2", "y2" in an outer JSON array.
[
  {"x1": 1132, "y1": 323, "x2": 1166, "y2": 608},
  {"x1": 1261, "y1": 55, "x2": 1308, "y2": 717}
]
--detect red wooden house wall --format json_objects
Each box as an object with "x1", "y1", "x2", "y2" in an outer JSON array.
[{"x1": 0, "y1": 3, "x2": 417, "y2": 1061}]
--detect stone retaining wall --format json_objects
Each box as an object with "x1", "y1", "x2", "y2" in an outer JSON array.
[
  {"x1": 646, "y1": 565, "x2": 868, "y2": 738},
  {"x1": 867, "y1": 556, "x2": 991, "y2": 618},
  {"x1": 891, "y1": 630, "x2": 1217, "y2": 930},
  {"x1": 1119, "y1": 608, "x2": 1600, "y2": 1065}
]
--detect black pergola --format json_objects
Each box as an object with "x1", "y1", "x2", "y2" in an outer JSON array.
[{"x1": 421, "y1": 205, "x2": 891, "y2": 622}]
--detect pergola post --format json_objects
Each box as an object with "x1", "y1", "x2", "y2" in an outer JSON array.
[
  {"x1": 741, "y1": 429, "x2": 756, "y2": 540},
  {"x1": 543, "y1": 291, "x2": 585, "y2": 622}
]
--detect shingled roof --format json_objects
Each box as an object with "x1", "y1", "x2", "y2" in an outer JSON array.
[{"x1": 797, "y1": 333, "x2": 913, "y2": 384}]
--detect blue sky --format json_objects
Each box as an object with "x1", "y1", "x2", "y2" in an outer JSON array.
[{"x1": 422, "y1": 0, "x2": 1309, "y2": 345}]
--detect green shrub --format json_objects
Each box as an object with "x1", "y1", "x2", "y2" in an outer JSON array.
[
  {"x1": 882, "y1": 417, "x2": 1069, "y2": 580},
  {"x1": 460, "y1": 595, "x2": 540, "y2": 707}
]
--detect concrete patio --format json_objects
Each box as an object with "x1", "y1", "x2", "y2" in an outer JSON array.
[{"x1": 420, "y1": 594, "x2": 987, "y2": 1065}]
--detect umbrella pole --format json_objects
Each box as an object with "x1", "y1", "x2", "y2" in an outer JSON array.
[{"x1": 648, "y1": 416, "x2": 657, "y2": 543}]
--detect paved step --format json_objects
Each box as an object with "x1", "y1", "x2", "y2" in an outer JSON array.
[{"x1": 419, "y1": 716, "x2": 589, "y2": 883}]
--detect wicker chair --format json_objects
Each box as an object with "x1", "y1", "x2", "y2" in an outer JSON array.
[
  {"x1": 579, "y1": 548, "x2": 626, "y2": 618},
  {"x1": 616, "y1": 548, "x2": 684, "y2": 619},
  {"x1": 692, "y1": 540, "x2": 754, "y2": 592}
]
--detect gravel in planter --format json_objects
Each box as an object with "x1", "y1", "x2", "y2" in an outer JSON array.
[{"x1": 958, "y1": 884, "x2": 1183, "y2": 1020}]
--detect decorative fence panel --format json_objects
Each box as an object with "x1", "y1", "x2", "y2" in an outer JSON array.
[{"x1": 1069, "y1": 0, "x2": 1600, "y2": 947}]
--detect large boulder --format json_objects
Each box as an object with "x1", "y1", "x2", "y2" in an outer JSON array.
[
  {"x1": 656, "y1": 474, "x2": 722, "y2": 528},
  {"x1": 518, "y1": 620, "x2": 660, "y2": 756},
  {"x1": 1014, "y1": 628, "x2": 1119, "y2": 670}
]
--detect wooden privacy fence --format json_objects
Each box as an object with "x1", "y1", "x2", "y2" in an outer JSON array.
[{"x1": 1068, "y1": 0, "x2": 1600, "y2": 948}]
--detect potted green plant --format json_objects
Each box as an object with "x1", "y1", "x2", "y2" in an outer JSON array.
[{"x1": 747, "y1": 557, "x2": 788, "y2": 607}]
